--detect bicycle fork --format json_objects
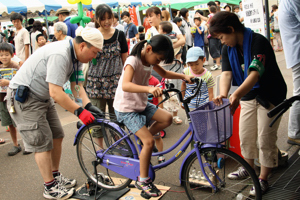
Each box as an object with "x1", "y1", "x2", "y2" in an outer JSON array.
[{"x1": 194, "y1": 142, "x2": 224, "y2": 192}]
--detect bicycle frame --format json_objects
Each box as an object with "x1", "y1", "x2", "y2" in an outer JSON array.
[{"x1": 74, "y1": 118, "x2": 223, "y2": 192}]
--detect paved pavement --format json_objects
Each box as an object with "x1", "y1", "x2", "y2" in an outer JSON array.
[{"x1": 0, "y1": 50, "x2": 299, "y2": 200}]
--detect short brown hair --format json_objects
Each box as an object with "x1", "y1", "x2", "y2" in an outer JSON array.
[
  {"x1": 146, "y1": 6, "x2": 161, "y2": 19},
  {"x1": 159, "y1": 21, "x2": 172, "y2": 34},
  {"x1": 209, "y1": 11, "x2": 244, "y2": 38}
]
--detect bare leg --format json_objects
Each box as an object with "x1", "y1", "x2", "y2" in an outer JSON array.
[
  {"x1": 149, "y1": 109, "x2": 172, "y2": 135},
  {"x1": 35, "y1": 151, "x2": 54, "y2": 182},
  {"x1": 135, "y1": 126, "x2": 154, "y2": 178},
  {"x1": 51, "y1": 138, "x2": 63, "y2": 171},
  {"x1": 9, "y1": 125, "x2": 18, "y2": 147},
  {"x1": 244, "y1": 158, "x2": 255, "y2": 168},
  {"x1": 259, "y1": 166, "x2": 272, "y2": 180},
  {"x1": 154, "y1": 137, "x2": 163, "y2": 152},
  {"x1": 215, "y1": 57, "x2": 221, "y2": 66}
]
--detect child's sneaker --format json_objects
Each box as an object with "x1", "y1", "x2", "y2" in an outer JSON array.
[
  {"x1": 135, "y1": 177, "x2": 162, "y2": 199},
  {"x1": 43, "y1": 183, "x2": 74, "y2": 200},
  {"x1": 157, "y1": 155, "x2": 165, "y2": 164},
  {"x1": 227, "y1": 167, "x2": 249, "y2": 180},
  {"x1": 249, "y1": 178, "x2": 269, "y2": 196},
  {"x1": 54, "y1": 174, "x2": 77, "y2": 189}
]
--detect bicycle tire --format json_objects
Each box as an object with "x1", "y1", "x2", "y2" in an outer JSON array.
[
  {"x1": 182, "y1": 147, "x2": 262, "y2": 200},
  {"x1": 76, "y1": 122, "x2": 133, "y2": 190}
]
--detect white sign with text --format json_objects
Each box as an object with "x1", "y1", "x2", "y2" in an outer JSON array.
[{"x1": 243, "y1": 0, "x2": 266, "y2": 36}]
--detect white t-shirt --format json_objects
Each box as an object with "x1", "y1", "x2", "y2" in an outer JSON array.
[
  {"x1": 145, "y1": 21, "x2": 182, "y2": 40},
  {"x1": 181, "y1": 18, "x2": 193, "y2": 46},
  {"x1": 48, "y1": 26, "x2": 54, "y2": 35},
  {"x1": 113, "y1": 56, "x2": 153, "y2": 112},
  {"x1": 14, "y1": 28, "x2": 30, "y2": 61},
  {"x1": 31, "y1": 31, "x2": 42, "y2": 53}
]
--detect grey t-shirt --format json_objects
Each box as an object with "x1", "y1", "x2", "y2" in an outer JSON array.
[{"x1": 10, "y1": 40, "x2": 83, "y2": 101}]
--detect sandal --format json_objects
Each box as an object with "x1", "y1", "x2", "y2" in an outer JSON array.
[
  {"x1": 0, "y1": 138, "x2": 5, "y2": 144},
  {"x1": 173, "y1": 116, "x2": 182, "y2": 125},
  {"x1": 275, "y1": 49, "x2": 283, "y2": 52}
]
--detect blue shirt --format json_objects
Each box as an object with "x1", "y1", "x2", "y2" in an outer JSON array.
[
  {"x1": 125, "y1": 23, "x2": 138, "y2": 39},
  {"x1": 278, "y1": 0, "x2": 300, "y2": 68},
  {"x1": 64, "y1": 17, "x2": 78, "y2": 38},
  {"x1": 194, "y1": 26, "x2": 205, "y2": 47}
]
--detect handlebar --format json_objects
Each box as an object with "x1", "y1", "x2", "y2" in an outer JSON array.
[
  {"x1": 268, "y1": 95, "x2": 300, "y2": 127},
  {"x1": 148, "y1": 77, "x2": 203, "y2": 107}
]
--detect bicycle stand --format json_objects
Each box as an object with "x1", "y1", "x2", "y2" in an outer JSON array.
[{"x1": 71, "y1": 178, "x2": 130, "y2": 200}]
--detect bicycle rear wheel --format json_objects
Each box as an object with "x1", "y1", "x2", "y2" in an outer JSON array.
[
  {"x1": 182, "y1": 147, "x2": 261, "y2": 200},
  {"x1": 76, "y1": 122, "x2": 134, "y2": 190}
]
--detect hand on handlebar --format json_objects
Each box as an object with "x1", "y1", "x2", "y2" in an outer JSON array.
[
  {"x1": 149, "y1": 87, "x2": 163, "y2": 98},
  {"x1": 184, "y1": 75, "x2": 195, "y2": 84}
]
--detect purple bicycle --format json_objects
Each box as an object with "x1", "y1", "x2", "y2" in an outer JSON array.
[{"x1": 74, "y1": 78, "x2": 262, "y2": 200}]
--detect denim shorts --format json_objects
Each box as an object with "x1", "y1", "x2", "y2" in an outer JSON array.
[{"x1": 114, "y1": 102, "x2": 158, "y2": 134}]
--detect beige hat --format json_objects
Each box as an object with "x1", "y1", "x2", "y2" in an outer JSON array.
[
  {"x1": 55, "y1": 8, "x2": 70, "y2": 16},
  {"x1": 75, "y1": 26, "x2": 104, "y2": 50}
]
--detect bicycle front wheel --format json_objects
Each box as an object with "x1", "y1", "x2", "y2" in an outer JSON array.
[
  {"x1": 182, "y1": 147, "x2": 261, "y2": 200},
  {"x1": 76, "y1": 122, "x2": 134, "y2": 190}
]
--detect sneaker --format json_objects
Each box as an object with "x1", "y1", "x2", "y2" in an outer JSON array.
[
  {"x1": 8, "y1": 144, "x2": 22, "y2": 156},
  {"x1": 204, "y1": 61, "x2": 209, "y2": 66},
  {"x1": 158, "y1": 156, "x2": 165, "y2": 164},
  {"x1": 54, "y1": 174, "x2": 77, "y2": 189},
  {"x1": 23, "y1": 150, "x2": 32, "y2": 155},
  {"x1": 287, "y1": 137, "x2": 300, "y2": 146},
  {"x1": 210, "y1": 64, "x2": 219, "y2": 71},
  {"x1": 135, "y1": 177, "x2": 162, "y2": 198},
  {"x1": 43, "y1": 183, "x2": 75, "y2": 200},
  {"x1": 227, "y1": 167, "x2": 249, "y2": 180},
  {"x1": 249, "y1": 178, "x2": 269, "y2": 196}
]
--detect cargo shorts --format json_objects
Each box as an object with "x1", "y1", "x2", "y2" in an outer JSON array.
[{"x1": 6, "y1": 88, "x2": 64, "y2": 153}]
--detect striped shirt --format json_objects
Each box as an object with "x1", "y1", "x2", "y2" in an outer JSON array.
[{"x1": 183, "y1": 67, "x2": 215, "y2": 108}]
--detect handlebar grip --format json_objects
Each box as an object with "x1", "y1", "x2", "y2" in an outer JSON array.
[
  {"x1": 148, "y1": 89, "x2": 167, "y2": 98},
  {"x1": 184, "y1": 77, "x2": 199, "y2": 83},
  {"x1": 267, "y1": 100, "x2": 289, "y2": 118}
]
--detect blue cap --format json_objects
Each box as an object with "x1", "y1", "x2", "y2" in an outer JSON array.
[{"x1": 186, "y1": 47, "x2": 204, "y2": 63}]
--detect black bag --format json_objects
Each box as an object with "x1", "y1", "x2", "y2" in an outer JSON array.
[{"x1": 15, "y1": 85, "x2": 29, "y2": 103}]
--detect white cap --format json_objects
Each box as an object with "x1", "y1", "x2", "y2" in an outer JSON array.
[{"x1": 75, "y1": 26, "x2": 103, "y2": 50}]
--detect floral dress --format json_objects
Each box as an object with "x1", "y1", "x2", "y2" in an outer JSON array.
[{"x1": 86, "y1": 30, "x2": 122, "y2": 99}]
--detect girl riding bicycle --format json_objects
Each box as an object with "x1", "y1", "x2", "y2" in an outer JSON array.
[{"x1": 113, "y1": 34, "x2": 193, "y2": 198}]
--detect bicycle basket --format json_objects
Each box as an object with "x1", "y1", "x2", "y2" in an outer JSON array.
[{"x1": 189, "y1": 99, "x2": 232, "y2": 144}]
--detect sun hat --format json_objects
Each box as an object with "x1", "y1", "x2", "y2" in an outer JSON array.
[
  {"x1": 75, "y1": 26, "x2": 104, "y2": 50},
  {"x1": 186, "y1": 47, "x2": 205, "y2": 63}
]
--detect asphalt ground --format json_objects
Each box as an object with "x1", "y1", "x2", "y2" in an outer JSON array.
[{"x1": 0, "y1": 50, "x2": 299, "y2": 200}]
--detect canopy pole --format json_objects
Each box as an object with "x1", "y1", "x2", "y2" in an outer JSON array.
[
  {"x1": 117, "y1": 5, "x2": 121, "y2": 23},
  {"x1": 264, "y1": 0, "x2": 270, "y2": 41},
  {"x1": 44, "y1": 11, "x2": 50, "y2": 41},
  {"x1": 25, "y1": 13, "x2": 28, "y2": 27},
  {"x1": 169, "y1": 4, "x2": 173, "y2": 21}
]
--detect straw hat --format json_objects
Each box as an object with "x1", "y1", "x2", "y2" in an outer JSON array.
[{"x1": 55, "y1": 8, "x2": 70, "y2": 16}]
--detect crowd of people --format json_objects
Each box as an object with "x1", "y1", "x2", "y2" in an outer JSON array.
[{"x1": 0, "y1": 0, "x2": 298, "y2": 199}]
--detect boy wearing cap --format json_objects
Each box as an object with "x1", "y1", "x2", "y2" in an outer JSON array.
[
  {"x1": 181, "y1": 47, "x2": 215, "y2": 109},
  {"x1": 56, "y1": 8, "x2": 78, "y2": 38},
  {"x1": 6, "y1": 27, "x2": 104, "y2": 199}
]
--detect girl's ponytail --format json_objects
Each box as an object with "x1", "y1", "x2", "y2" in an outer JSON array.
[{"x1": 130, "y1": 39, "x2": 148, "y2": 59}]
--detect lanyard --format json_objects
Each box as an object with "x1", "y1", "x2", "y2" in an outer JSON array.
[{"x1": 69, "y1": 40, "x2": 79, "y2": 85}]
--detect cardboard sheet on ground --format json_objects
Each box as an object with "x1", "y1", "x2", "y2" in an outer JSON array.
[
  {"x1": 120, "y1": 181, "x2": 170, "y2": 200},
  {"x1": 70, "y1": 178, "x2": 170, "y2": 200}
]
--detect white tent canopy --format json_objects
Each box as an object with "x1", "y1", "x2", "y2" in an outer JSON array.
[{"x1": 0, "y1": 0, "x2": 170, "y2": 15}]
